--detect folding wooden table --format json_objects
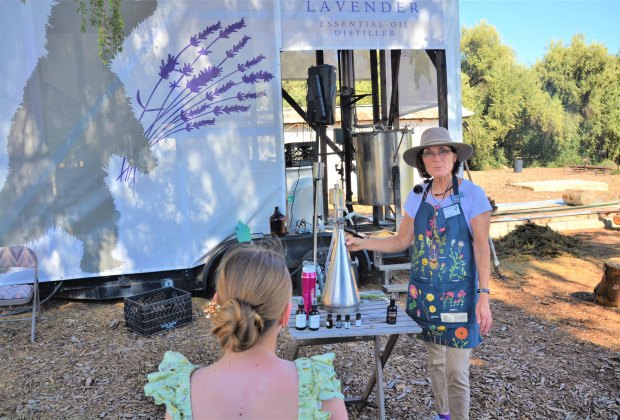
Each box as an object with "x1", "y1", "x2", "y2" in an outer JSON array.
[{"x1": 287, "y1": 298, "x2": 422, "y2": 420}]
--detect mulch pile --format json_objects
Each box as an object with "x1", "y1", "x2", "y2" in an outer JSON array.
[{"x1": 495, "y1": 223, "x2": 583, "y2": 259}]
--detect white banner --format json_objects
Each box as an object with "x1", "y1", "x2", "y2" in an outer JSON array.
[
  {"x1": 0, "y1": 0, "x2": 462, "y2": 284},
  {"x1": 0, "y1": 0, "x2": 284, "y2": 282},
  {"x1": 280, "y1": 0, "x2": 449, "y2": 51}
]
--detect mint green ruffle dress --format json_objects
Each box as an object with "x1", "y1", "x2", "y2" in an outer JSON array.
[{"x1": 144, "y1": 351, "x2": 344, "y2": 420}]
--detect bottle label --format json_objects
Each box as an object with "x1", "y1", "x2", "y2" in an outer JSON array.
[
  {"x1": 355, "y1": 319, "x2": 362, "y2": 327},
  {"x1": 295, "y1": 313, "x2": 306, "y2": 329},
  {"x1": 309, "y1": 314, "x2": 320, "y2": 329}
]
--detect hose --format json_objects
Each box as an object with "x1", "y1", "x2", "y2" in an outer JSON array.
[{"x1": 0, "y1": 280, "x2": 64, "y2": 317}]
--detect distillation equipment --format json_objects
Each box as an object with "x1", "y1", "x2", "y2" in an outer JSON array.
[{"x1": 321, "y1": 184, "x2": 360, "y2": 314}]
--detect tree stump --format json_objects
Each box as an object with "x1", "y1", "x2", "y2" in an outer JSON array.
[
  {"x1": 594, "y1": 258, "x2": 620, "y2": 307},
  {"x1": 562, "y1": 190, "x2": 596, "y2": 206}
]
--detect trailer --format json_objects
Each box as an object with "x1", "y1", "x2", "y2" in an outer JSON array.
[{"x1": 0, "y1": 0, "x2": 463, "y2": 298}]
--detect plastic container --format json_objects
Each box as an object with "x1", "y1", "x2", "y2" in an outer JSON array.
[
  {"x1": 124, "y1": 287, "x2": 192, "y2": 336},
  {"x1": 285, "y1": 142, "x2": 315, "y2": 168},
  {"x1": 514, "y1": 158, "x2": 523, "y2": 173},
  {"x1": 286, "y1": 167, "x2": 323, "y2": 232}
]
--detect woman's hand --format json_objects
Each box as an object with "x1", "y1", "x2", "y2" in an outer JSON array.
[
  {"x1": 476, "y1": 294, "x2": 492, "y2": 335},
  {"x1": 345, "y1": 213, "x2": 415, "y2": 254},
  {"x1": 470, "y1": 210, "x2": 492, "y2": 335},
  {"x1": 345, "y1": 235, "x2": 365, "y2": 252}
]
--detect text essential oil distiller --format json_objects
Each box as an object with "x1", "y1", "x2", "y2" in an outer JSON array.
[{"x1": 321, "y1": 184, "x2": 360, "y2": 314}]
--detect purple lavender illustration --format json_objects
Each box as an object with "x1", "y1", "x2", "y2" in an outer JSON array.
[{"x1": 118, "y1": 18, "x2": 274, "y2": 182}]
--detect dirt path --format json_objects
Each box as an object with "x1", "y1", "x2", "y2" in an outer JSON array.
[
  {"x1": 470, "y1": 167, "x2": 620, "y2": 204},
  {"x1": 1, "y1": 168, "x2": 619, "y2": 419}
]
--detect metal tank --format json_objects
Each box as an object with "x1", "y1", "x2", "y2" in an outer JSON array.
[{"x1": 352, "y1": 128, "x2": 400, "y2": 205}]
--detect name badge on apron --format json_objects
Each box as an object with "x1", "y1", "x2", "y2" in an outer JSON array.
[
  {"x1": 441, "y1": 312, "x2": 468, "y2": 323},
  {"x1": 443, "y1": 204, "x2": 461, "y2": 219}
]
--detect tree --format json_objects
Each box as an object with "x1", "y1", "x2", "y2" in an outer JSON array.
[
  {"x1": 461, "y1": 22, "x2": 565, "y2": 168},
  {"x1": 536, "y1": 35, "x2": 620, "y2": 163},
  {"x1": 22, "y1": 0, "x2": 125, "y2": 64},
  {"x1": 581, "y1": 54, "x2": 620, "y2": 162},
  {"x1": 461, "y1": 20, "x2": 515, "y2": 87},
  {"x1": 75, "y1": 0, "x2": 125, "y2": 63},
  {"x1": 461, "y1": 22, "x2": 517, "y2": 168}
]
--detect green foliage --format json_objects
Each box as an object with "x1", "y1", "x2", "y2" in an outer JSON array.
[
  {"x1": 21, "y1": 0, "x2": 125, "y2": 64},
  {"x1": 75, "y1": 0, "x2": 125, "y2": 64},
  {"x1": 281, "y1": 80, "x2": 374, "y2": 109},
  {"x1": 597, "y1": 159, "x2": 618, "y2": 169},
  {"x1": 536, "y1": 35, "x2": 620, "y2": 163},
  {"x1": 462, "y1": 23, "x2": 620, "y2": 168},
  {"x1": 281, "y1": 80, "x2": 308, "y2": 108},
  {"x1": 536, "y1": 35, "x2": 607, "y2": 115},
  {"x1": 461, "y1": 21, "x2": 515, "y2": 87},
  {"x1": 461, "y1": 23, "x2": 565, "y2": 168}
]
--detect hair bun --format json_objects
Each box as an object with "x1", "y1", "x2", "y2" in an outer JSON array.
[
  {"x1": 211, "y1": 299, "x2": 264, "y2": 353},
  {"x1": 211, "y1": 242, "x2": 292, "y2": 353}
]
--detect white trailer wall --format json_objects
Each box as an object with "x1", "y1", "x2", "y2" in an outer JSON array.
[
  {"x1": 0, "y1": 0, "x2": 284, "y2": 282},
  {"x1": 0, "y1": 0, "x2": 461, "y2": 283}
]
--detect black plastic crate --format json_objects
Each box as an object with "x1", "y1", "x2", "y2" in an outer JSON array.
[
  {"x1": 124, "y1": 287, "x2": 192, "y2": 336},
  {"x1": 285, "y1": 142, "x2": 315, "y2": 167}
]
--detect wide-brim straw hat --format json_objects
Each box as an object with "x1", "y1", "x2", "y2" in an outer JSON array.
[{"x1": 403, "y1": 127, "x2": 473, "y2": 169}]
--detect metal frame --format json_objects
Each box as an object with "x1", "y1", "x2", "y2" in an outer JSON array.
[
  {"x1": 288, "y1": 298, "x2": 421, "y2": 420},
  {"x1": 0, "y1": 246, "x2": 40, "y2": 342}
]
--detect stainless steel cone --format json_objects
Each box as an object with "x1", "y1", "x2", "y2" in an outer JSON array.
[{"x1": 321, "y1": 221, "x2": 360, "y2": 314}]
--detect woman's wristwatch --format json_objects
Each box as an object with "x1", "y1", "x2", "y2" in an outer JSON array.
[{"x1": 477, "y1": 288, "x2": 490, "y2": 294}]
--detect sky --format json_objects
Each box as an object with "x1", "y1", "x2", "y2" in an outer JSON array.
[{"x1": 459, "y1": 0, "x2": 620, "y2": 66}]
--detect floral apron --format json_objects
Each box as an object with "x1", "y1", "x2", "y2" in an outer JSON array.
[{"x1": 405, "y1": 176, "x2": 481, "y2": 349}]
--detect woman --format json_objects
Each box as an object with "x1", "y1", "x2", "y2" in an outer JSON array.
[
  {"x1": 144, "y1": 242, "x2": 348, "y2": 420},
  {"x1": 346, "y1": 127, "x2": 492, "y2": 420}
]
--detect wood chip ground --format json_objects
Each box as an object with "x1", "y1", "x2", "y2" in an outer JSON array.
[{"x1": 1, "y1": 168, "x2": 619, "y2": 419}]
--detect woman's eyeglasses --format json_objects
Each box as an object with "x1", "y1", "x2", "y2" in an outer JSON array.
[{"x1": 421, "y1": 148, "x2": 453, "y2": 159}]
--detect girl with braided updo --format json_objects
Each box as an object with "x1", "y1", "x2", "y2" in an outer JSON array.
[
  {"x1": 210, "y1": 243, "x2": 292, "y2": 353},
  {"x1": 145, "y1": 242, "x2": 348, "y2": 420}
]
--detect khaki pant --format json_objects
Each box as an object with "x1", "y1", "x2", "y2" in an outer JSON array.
[{"x1": 424, "y1": 342, "x2": 472, "y2": 420}]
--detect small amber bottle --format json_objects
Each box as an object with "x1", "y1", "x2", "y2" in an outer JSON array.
[
  {"x1": 308, "y1": 304, "x2": 320, "y2": 331},
  {"x1": 386, "y1": 298, "x2": 398, "y2": 324},
  {"x1": 326, "y1": 313, "x2": 334, "y2": 329},
  {"x1": 295, "y1": 302, "x2": 307, "y2": 330}
]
